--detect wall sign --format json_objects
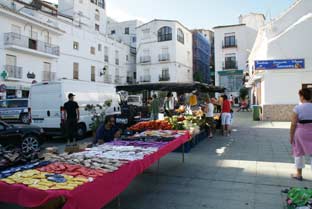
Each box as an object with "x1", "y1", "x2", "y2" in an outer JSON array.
[
  {"x1": 0, "y1": 84, "x2": 6, "y2": 92},
  {"x1": 27, "y1": 72, "x2": 36, "y2": 79},
  {"x1": 1, "y1": 70, "x2": 8, "y2": 80},
  {"x1": 255, "y1": 59, "x2": 305, "y2": 70}
]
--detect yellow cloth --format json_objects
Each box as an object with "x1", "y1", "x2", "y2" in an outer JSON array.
[{"x1": 189, "y1": 95, "x2": 197, "y2": 106}]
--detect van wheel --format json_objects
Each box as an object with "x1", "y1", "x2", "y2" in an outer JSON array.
[
  {"x1": 20, "y1": 114, "x2": 29, "y2": 124},
  {"x1": 76, "y1": 123, "x2": 86, "y2": 140}
]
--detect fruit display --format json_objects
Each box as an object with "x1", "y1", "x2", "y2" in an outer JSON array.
[
  {"x1": 37, "y1": 162, "x2": 106, "y2": 178},
  {"x1": 0, "y1": 169, "x2": 89, "y2": 191},
  {"x1": 128, "y1": 120, "x2": 172, "y2": 132}
]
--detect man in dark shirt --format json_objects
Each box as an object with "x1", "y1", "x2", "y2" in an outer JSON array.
[
  {"x1": 64, "y1": 93, "x2": 80, "y2": 145},
  {"x1": 95, "y1": 115, "x2": 121, "y2": 144}
]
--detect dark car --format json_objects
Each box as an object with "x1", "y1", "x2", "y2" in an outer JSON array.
[{"x1": 0, "y1": 120, "x2": 45, "y2": 153}]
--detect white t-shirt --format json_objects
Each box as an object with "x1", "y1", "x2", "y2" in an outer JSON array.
[{"x1": 206, "y1": 103, "x2": 214, "y2": 117}]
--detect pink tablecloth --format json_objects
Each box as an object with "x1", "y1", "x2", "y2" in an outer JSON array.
[{"x1": 0, "y1": 132, "x2": 190, "y2": 209}]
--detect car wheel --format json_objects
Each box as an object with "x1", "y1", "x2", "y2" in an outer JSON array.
[
  {"x1": 20, "y1": 114, "x2": 29, "y2": 124},
  {"x1": 76, "y1": 123, "x2": 86, "y2": 140},
  {"x1": 21, "y1": 135, "x2": 40, "y2": 153}
]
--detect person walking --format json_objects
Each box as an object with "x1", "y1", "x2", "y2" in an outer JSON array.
[
  {"x1": 290, "y1": 88, "x2": 312, "y2": 181},
  {"x1": 151, "y1": 94, "x2": 160, "y2": 120},
  {"x1": 221, "y1": 95, "x2": 232, "y2": 136},
  {"x1": 64, "y1": 93, "x2": 80, "y2": 145},
  {"x1": 164, "y1": 92, "x2": 174, "y2": 117},
  {"x1": 205, "y1": 97, "x2": 215, "y2": 138}
]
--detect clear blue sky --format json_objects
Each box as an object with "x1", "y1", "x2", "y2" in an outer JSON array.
[{"x1": 48, "y1": 0, "x2": 295, "y2": 29}]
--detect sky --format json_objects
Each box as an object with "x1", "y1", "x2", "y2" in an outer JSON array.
[{"x1": 47, "y1": 0, "x2": 295, "y2": 29}]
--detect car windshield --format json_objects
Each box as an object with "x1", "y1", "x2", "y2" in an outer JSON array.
[{"x1": 0, "y1": 100, "x2": 28, "y2": 108}]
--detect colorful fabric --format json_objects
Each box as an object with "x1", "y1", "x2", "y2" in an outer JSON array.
[{"x1": 0, "y1": 132, "x2": 190, "y2": 209}]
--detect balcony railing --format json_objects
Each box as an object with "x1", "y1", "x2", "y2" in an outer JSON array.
[
  {"x1": 115, "y1": 59, "x2": 119, "y2": 65},
  {"x1": 4, "y1": 65, "x2": 23, "y2": 79},
  {"x1": 159, "y1": 74, "x2": 170, "y2": 81},
  {"x1": 130, "y1": 47, "x2": 136, "y2": 54},
  {"x1": 222, "y1": 41, "x2": 237, "y2": 49},
  {"x1": 42, "y1": 71, "x2": 56, "y2": 81},
  {"x1": 140, "y1": 75, "x2": 151, "y2": 83},
  {"x1": 4, "y1": 32, "x2": 60, "y2": 56},
  {"x1": 159, "y1": 53, "x2": 170, "y2": 62},
  {"x1": 140, "y1": 56, "x2": 151, "y2": 64},
  {"x1": 223, "y1": 61, "x2": 238, "y2": 70},
  {"x1": 114, "y1": 76, "x2": 124, "y2": 84},
  {"x1": 104, "y1": 55, "x2": 109, "y2": 62},
  {"x1": 127, "y1": 76, "x2": 135, "y2": 84}
]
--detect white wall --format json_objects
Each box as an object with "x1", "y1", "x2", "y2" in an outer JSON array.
[{"x1": 136, "y1": 20, "x2": 193, "y2": 83}]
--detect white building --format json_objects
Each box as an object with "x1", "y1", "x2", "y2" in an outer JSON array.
[
  {"x1": 247, "y1": 0, "x2": 312, "y2": 121},
  {"x1": 213, "y1": 13, "x2": 265, "y2": 97},
  {"x1": 0, "y1": 0, "x2": 131, "y2": 99},
  {"x1": 107, "y1": 19, "x2": 144, "y2": 84},
  {"x1": 136, "y1": 19, "x2": 193, "y2": 83}
]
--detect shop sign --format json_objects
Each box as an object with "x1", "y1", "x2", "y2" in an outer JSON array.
[
  {"x1": 0, "y1": 84, "x2": 6, "y2": 92},
  {"x1": 1, "y1": 70, "x2": 8, "y2": 80},
  {"x1": 27, "y1": 72, "x2": 36, "y2": 79},
  {"x1": 255, "y1": 59, "x2": 305, "y2": 70}
]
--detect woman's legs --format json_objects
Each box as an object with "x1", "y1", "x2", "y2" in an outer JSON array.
[{"x1": 294, "y1": 156, "x2": 305, "y2": 178}]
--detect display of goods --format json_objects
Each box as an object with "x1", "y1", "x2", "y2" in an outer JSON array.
[
  {"x1": 128, "y1": 120, "x2": 172, "y2": 132},
  {"x1": 44, "y1": 153, "x2": 127, "y2": 172},
  {"x1": 286, "y1": 188, "x2": 312, "y2": 209},
  {"x1": 175, "y1": 105, "x2": 186, "y2": 114},
  {"x1": 37, "y1": 162, "x2": 106, "y2": 178},
  {"x1": 0, "y1": 169, "x2": 89, "y2": 191},
  {"x1": 0, "y1": 161, "x2": 50, "y2": 179}
]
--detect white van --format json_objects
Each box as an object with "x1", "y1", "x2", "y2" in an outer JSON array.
[{"x1": 29, "y1": 79, "x2": 121, "y2": 138}]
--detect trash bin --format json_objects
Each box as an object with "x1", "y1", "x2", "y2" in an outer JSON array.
[{"x1": 253, "y1": 105, "x2": 262, "y2": 121}]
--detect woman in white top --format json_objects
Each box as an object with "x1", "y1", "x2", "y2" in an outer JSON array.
[{"x1": 205, "y1": 97, "x2": 215, "y2": 138}]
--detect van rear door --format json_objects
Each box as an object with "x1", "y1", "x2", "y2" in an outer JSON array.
[{"x1": 30, "y1": 83, "x2": 63, "y2": 129}]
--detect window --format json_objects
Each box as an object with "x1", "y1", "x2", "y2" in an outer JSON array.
[
  {"x1": 104, "y1": 46, "x2": 109, "y2": 62},
  {"x1": 132, "y1": 37, "x2": 136, "y2": 43},
  {"x1": 158, "y1": 26, "x2": 172, "y2": 42},
  {"x1": 177, "y1": 28, "x2": 184, "y2": 44},
  {"x1": 125, "y1": 27, "x2": 129, "y2": 35},
  {"x1": 126, "y1": 55, "x2": 129, "y2": 61},
  {"x1": 111, "y1": 30, "x2": 116, "y2": 35},
  {"x1": 31, "y1": 31, "x2": 38, "y2": 40},
  {"x1": 73, "y1": 63, "x2": 79, "y2": 80},
  {"x1": 224, "y1": 54, "x2": 237, "y2": 69},
  {"x1": 90, "y1": 47, "x2": 95, "y2": 55},
  {"x1": 91, "y1": 66, "x2": 95, "y2": 82},
  {"x1": 73, "y1": 41, "x2": 79, "y2": 50},
  {"x1": 142, "y1": 29, "x2": 150, "y2": 39},
  {"x1": 95, "y1": 24, "x2": 100, "y2": 31},
  {"x1": 43, "y1": 33, "x2": 51, "y2": 44},
  {"x1": 224, "y1": 33, "x2": 236, "y2": 48},
  {"x1": 98, "y1": 44, "x2": 102, "y2": 51},
  {"x1": 11, "y1": 25, "x2": 21, "y2": 37},
  {"x1": 79, "y1": 0, "x2": 83, "y2": 3},
  {"x1": 6, "y1": 54, "x2": 16, "y2": 66},
  {"x1": 44, "y1": 62, "x2": 51, "y2": 72},
  {"x1": 98, "y1": 0, "x2": 105, "y2": 9},
  {"x1": 162, "y1": 68, "x2": 169, "y2": 78},
  {"x1": 95, "y1": 9, "x2": 100, "y2": 21},
  {"x1": 115, "y1": 50, "x2": 119, "y2": 65}
]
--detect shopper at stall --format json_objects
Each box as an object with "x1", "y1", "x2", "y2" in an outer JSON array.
[
  {"x1": 290, "y1": 88, "x2": 312, "y2": 181},
  {"x1": 221, "y1": 95, "x2": 232, "y2": 136},
  {"x1": 151, "y1": 94, "x2": 160, "y2": 120},
  {"x1": 164, "y1": 92, "x2": 174, "y2": 117},
  {"x1": 64, "y1": 93, "x2": 80, "y2": 145},
  {"x1": 205, "y1": 97, "x2": 215, "y2": 138},
  {"x1": 95, "y1": 115, "x2": 122, "y2": 144}
]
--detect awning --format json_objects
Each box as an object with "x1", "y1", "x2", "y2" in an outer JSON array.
[{"x1": 116, "y1": 82, "x2": 225, "y2": 93}]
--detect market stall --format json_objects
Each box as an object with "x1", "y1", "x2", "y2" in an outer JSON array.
[{"x1": 0, "y1": 131, "x2": 190, "y2": 209}]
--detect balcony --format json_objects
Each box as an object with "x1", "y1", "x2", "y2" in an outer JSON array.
[
  {"x1": 159, "y1": 74, "x2": 170, "y2": 81},
  {"x1": 3, "y1": 65, "x2": 23, "y2": 80},
  {"x1": 115, "y1": 58, "x2": 119, "y2": 65},
  {"x1": 140, "y1": 56, "x2": 151, "y2": 64},
  {"x1": 4, "y1": 32, "x2": 60, "y2": 58},
  {"x1": 42, "y1": 71, "x2": 56, "y2": 81},
  {"x1": 140, "y1": 75, "x2": 151, "y2": 83},
  {"x1": 159, "y1": 53, "x2": 170, "y2": 62},
  {"x1": 104, "y1": 55, "x2": 109, "y2": 62},
  {"x1": 222, "y1": 41, "x2": 237, "y2": 49},
  {"x1": 130, "y1": 47, "x2": 136, "y2": 54},
  {"x1": 223, "y1": 61, "x2": 238, "y2": 70},
  {"x1": 114, "y1": 76, "x2": 124, "y2": 84}
]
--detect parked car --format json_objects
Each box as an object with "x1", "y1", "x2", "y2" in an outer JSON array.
[
  {"x1": 0, "y1": 120, "x2": 45, "y2": 153},
  {"x1": 0, "y1": 99, "x2": 30, "y2": 124}
]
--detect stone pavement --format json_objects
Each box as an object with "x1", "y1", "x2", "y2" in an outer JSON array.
[{"x1": 1, "y1": 112, "x2": 312, "y2": 209}]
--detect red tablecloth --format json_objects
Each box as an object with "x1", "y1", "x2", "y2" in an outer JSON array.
[{"x1": 0, "y1": 132, "x2": 190, "y2": 209}]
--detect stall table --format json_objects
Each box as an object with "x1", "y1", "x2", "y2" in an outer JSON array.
[{"x1": 0, "y1": 132, "x2": 190, "y2": 209}]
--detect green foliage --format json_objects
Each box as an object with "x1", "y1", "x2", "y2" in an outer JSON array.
[
  {"x1": 239, "y1": 87, "x2": 249, "y2": 100},
  {"x1": 85, "y1": 100, "x2": 112, "y2": 132}
]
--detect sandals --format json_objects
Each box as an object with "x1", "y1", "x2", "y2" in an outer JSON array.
[{"x1": 291, "y1": 174, "x2": 303, "y2": 181}]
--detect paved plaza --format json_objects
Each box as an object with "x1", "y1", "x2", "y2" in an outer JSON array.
[{"x1": 1, "y1": 112, "x2": 312, "y2": 209}]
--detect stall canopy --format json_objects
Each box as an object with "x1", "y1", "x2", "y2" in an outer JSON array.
[{"x1": 116, "y1": 82, "x2": 225, "y2": 93}]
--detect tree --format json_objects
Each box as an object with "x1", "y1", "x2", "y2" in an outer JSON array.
[{"x1": 239, "y1": 87, "x2": 249, "y2": 100}]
